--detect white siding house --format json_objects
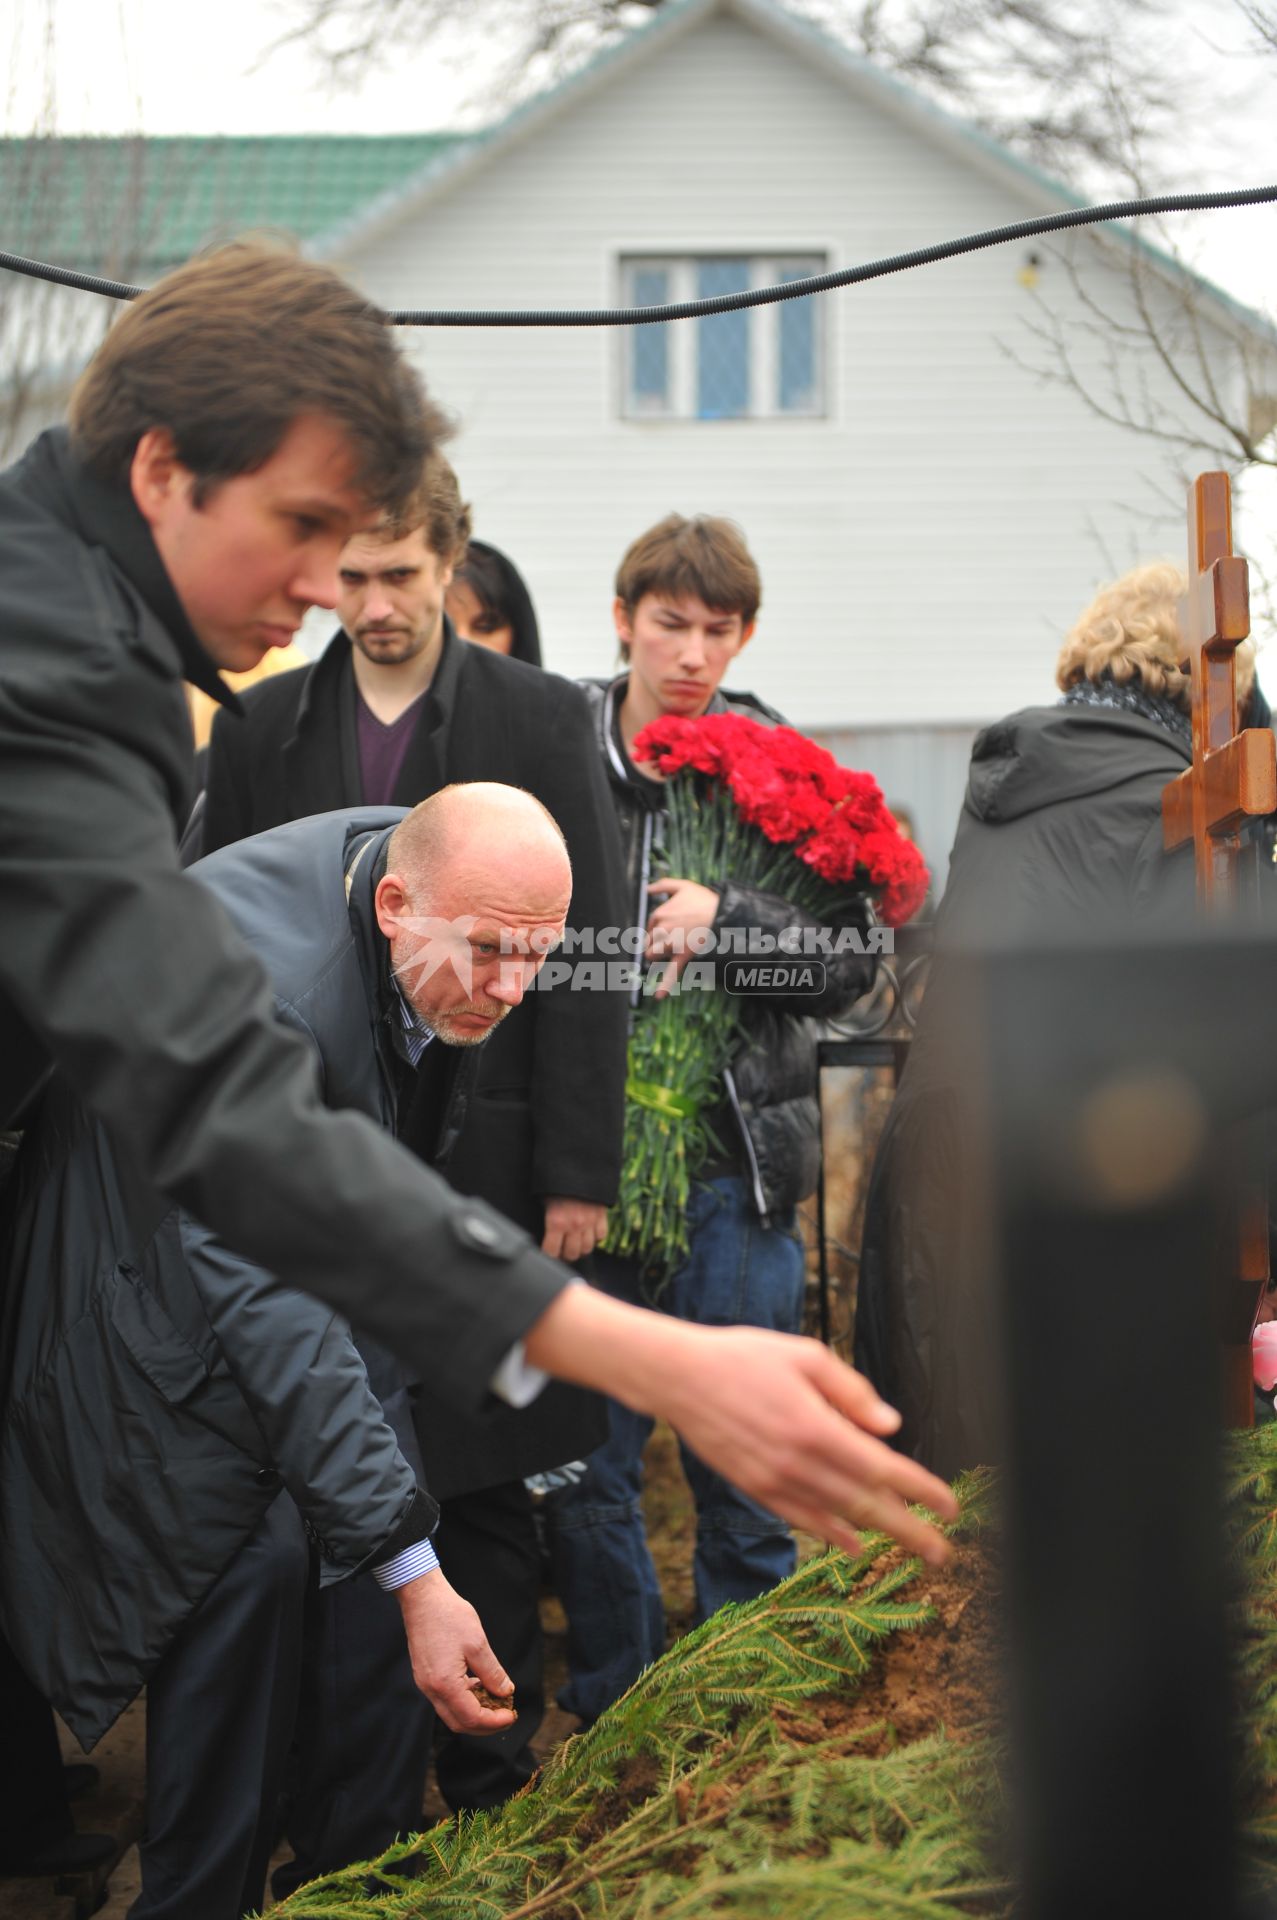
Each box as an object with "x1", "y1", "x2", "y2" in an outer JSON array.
[
  {"x1": 4, "y1": 0, "x2": 1274, "y2": 884},
  {"x1": 309, "y1": 0, "x2": 1275, "y2": 881}
]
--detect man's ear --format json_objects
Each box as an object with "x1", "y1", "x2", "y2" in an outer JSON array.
[
  {"x1": 374, "y1": 872, "x2": 409, "y2": 940},
  {"x1": 130, "y1": 428, "x2": 190, "y2": 529},
  {"x1": 737, "y1": 619, "x2": 756, "y2": 651},
  {"x1": 612, "y1": 597, "x2": 632, "y2": 661}
]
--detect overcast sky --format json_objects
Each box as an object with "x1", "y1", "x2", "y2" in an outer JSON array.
[
  {"x1": 3, "y1": 0, "x2": 502, "y2": 139},
  {"x1": 3, "y1": 0, "x2": 1275, "y2": 628}
]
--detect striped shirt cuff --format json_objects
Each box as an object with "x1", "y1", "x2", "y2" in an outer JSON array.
[{"x1": 373, "y1": 1536, "x2": 441, "y2": 1592}]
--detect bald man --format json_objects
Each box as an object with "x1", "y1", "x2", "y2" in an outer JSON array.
[
  {"x1": 0, "y1": 788, "x2": 577, "y2": 1918},
  {"x1": 2, "y1": 786, "x2": 957, "y2": 1915},
  {"x1": 275, "y1": 786, "x2": 587, "y2": 1894}
]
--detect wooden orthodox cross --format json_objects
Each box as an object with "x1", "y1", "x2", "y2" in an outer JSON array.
[{"x1": 1162, "y1": 471, "x2": 1276, "y2": 1426}]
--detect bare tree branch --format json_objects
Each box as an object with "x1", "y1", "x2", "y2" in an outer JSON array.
[
  {"x1": 1235, "y1": 0, "x2": 1277, "y2": 53},
  {"x1": 268, "y1": 0, "x2": 1183, "y2": 190},
  {"x1": 259, "y1": 0, "x2": 665, "y2": 93},
  {"x1": 1001, "y1": 235, "x2": 1277, "y2": 478},
  {"x1": 0, "y1": 3, "x2": 200, "y2": 462}
]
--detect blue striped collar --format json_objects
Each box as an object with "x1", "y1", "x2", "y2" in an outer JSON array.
[{"x1": 390, "y1": 975, "x2": 436, "y2": 1067}]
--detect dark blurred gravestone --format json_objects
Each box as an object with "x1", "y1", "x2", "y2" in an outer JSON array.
[{"x1": 948, "y1": 909, "x2": 1277, "y2": 1920}]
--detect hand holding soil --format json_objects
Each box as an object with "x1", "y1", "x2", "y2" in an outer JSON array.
[{"x1": 470, "y1": 1681, "x2": 517, "y2": 1713}]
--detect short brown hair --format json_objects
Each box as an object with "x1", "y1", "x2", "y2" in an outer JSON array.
[
  {"x1": 69, "y1": 239, "x2": 448, "y2": 519},
  {"x1": 1055, "y1": 561, "x2": 1255, "y2": 712},
  {"x1": 380, "y1": 448, "x2": 472, "y2": 563},
  {"x1": 615, "y1": 513, "x2": 761, "y2": 624}
]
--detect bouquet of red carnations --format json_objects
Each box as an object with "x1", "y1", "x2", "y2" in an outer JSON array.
[{"x1": 604, "y1": 712, "x2": 929, "y2": 1270}]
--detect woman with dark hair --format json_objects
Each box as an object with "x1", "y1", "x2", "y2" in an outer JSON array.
[{"x1": 445, "y1": 539, "x2": 543, "y2": 666}]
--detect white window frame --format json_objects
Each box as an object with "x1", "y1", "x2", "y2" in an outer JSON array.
[{"x1": 618, "y1": 253, "x2": 827, "y2": 422}]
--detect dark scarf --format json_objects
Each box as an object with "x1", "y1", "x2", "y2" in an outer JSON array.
[
  {"x1": 1058, "y1": 672, "x2": 1192, "y2": 749},
  {"x1": 359, "y1": 836, "x2": 461, "y2": 1162}
]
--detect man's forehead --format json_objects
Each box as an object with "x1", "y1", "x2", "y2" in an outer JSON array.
[
  {"x1": 469, "y1": 904, "x2": 569, "y2": 935},
  {"x1": 417, "y1": 834, "x2": 573, "y2": 926},
  {"x1": 645, "y1": 591, "x2": 742, "y2": 623},
  {"x1": 280, "y1": 489, "x2": 373, "y2": 530},
  {"x1": 341, "y1": 526, "x2": 437, "y2": 571},
  {"x1": 254, "y1": 412, "x2": 367, "y2": 507}
]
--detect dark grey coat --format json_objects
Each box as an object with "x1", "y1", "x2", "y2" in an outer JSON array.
[
  {"x1": 855, "y1": 703, "x2": 1197, "y2": 1478},
  {"x1": 0, "y1": 430, "x2": 568, "y2": 1388}
]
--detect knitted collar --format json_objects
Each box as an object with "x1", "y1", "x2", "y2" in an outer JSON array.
[{"x1": 1058, "y1": 673, "x2": 1192, "y2": 748}]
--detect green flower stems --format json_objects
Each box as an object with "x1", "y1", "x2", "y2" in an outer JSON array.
[{"x1": 603, "y1": 776, "x2": 859, "y2": 1273}]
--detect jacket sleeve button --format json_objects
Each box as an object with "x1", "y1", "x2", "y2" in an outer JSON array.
[
  {"x1": 255, "y1": 1466, "x2": 281, "y2": 1489},
  {"x1": 463, "y1": 1214, "x2": 499, "y2": 1249}
]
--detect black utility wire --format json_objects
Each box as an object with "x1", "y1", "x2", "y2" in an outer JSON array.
[{"x1": 2, "y1": 184, "x2": 1275, "y2": 325}]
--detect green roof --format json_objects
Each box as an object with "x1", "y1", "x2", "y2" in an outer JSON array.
[{"x1": 0, "y1": 133, "x2": 473, "y2": 271}]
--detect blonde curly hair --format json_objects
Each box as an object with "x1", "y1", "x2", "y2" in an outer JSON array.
[{"x1": 1055, "y1": 561, "x2": 1254, "y2": 712}]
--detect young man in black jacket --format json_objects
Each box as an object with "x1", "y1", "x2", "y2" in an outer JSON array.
[{"x1": 554, "y1": 515, "x2": 882, "y2": 1722}]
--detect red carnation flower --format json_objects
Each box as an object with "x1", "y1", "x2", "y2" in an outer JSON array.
[{"x1": 858, "y1": 826, "x2": 930, "y2": 924}]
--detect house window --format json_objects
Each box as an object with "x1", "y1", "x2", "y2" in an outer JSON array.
[{"x1": 621, "y1": 254, "x2": 826, "y2": 420}]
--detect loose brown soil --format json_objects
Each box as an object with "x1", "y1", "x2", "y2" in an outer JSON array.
[
  {"x1": 539, "y1": 1425, "x2": 1005, "y2": 1847},
  {"x1": 570, "y1": 1754, "x2": 663, "y2": 1846},
  {"x1": 778, "y1": 1534, "x2": 1004, "y2": 1760},
  {"x1": 494, "y1": 1545, "x2": 1007, "y2": 1918},
  {"x1": 638, "y1": 1422, "x2": 1004, "y2": 1756}
]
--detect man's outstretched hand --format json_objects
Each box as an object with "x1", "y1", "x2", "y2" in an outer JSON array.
[
  {"x1": 653, "y1": 1323, "x2": 958, "y2": 1563},
  {"x1": 524, "y1": 1288, "x2": 959, "y2": 1565},
  {"x1": 396, "y1": 1568, "x2": 518, "y2": 1734}
]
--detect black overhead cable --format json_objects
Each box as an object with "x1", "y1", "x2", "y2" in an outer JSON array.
[{"x1": 1, "y1": 184, "x2": 1275, "y2": 325}]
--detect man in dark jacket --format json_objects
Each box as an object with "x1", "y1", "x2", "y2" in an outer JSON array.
[
  {"x1": 200, "y1": 453, "x2": 626, "y2": 1808},
  {"x1": 1, "y1": 786, "x2": 575, "y2": 1915},
  {"x1": 0, "y1": 242, "x2": 580, "y2": 1406},
  {"x1": 552, "y1": 514, "x2": 881, "y2": 1722},
  {"x1": 855, "y1": 562, "x2": 1212, "y2": 1478},
  {"x1": 0, "y1": 239, "x2": 568, "y2": 1879}
]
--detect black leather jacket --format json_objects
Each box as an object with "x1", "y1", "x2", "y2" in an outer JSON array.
[{"x1": 581, "y1": 676, "x2": 878, "y2": 1220}]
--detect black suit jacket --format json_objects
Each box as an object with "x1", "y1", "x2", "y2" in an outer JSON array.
[{"x1": 203, "y1": 626, "x2": 628, "y2": 1493}]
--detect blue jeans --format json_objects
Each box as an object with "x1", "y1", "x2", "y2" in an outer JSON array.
[{"x1": 550, "y1": 1176, "x2": 806, "y2": 1725}]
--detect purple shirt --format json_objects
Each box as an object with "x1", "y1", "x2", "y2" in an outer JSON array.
[{"x1": 356, "y1": 691, "x2": 426, "y2": 806}]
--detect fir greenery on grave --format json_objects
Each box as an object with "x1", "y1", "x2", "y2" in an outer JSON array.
[{"x1": 268, "y1": 1433, "x2": 1277, "y2": 1917}]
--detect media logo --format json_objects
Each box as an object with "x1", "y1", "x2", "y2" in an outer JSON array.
[{"x1": 722, "y1": 960, "x2": 828, "y2": 997}]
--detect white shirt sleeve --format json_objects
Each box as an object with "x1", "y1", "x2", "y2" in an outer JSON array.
[{"x1": 488, "y1": 1276, "x2": 584, "y2": 1407}]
